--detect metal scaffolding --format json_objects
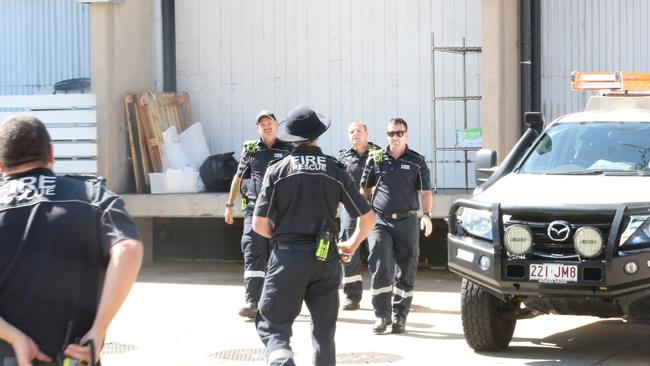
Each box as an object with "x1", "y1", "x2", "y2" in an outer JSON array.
[{"x1": 431, "y1": 34, "x2": 482, "y2": 191}]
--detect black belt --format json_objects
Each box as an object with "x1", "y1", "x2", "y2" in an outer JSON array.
[
  {"x1": 381, "y1": 210, "x2": 417, "y2": 220},
  {"x1": 276, "y1": 243, "x2": 316, "y2": 251},
  {"x1": 0, "y1": 357, "x2": 56, "y2": 366}
]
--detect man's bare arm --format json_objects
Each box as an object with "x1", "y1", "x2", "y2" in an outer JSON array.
[
  {"x1": 224, "y1": 176, "x2": 243, "y2": 224},
  {"x1": 337, "y1": 210, "x2": 376, "y2": 260},
  {"x1": 0, "y1": 317, "x2": 51, "y2": 366},
  {"x1": 252, "y1": 216, "x2": 274, "y2": 238},
  {"x1": 419, "y1": 190, "x2": 433, "y2": 213},
  {"x1": 64, "y1": 239, "x2": 143, "y2": 362},
  {"x1": 419, "y1": 190, "x2": 433, "y2": 237}
]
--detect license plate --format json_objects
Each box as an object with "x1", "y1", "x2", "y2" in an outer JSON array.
[{"x1": 529, "y1": 263, "x2": 578, "y2": 284}]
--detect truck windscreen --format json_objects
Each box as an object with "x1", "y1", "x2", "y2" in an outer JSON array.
[{"x1": 518, "y1": 122, "x2": 650, "y2": 175}]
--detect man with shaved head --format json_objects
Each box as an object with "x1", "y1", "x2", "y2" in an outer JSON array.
[{"x1": 337, "y1": 121, "x2": 380, "y2": 310}]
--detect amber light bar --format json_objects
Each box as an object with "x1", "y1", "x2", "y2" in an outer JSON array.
[{"x1": 572, "y1": 71, "x2": 650, "y2": 91}]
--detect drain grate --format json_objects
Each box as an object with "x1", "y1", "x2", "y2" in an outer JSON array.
[
  {"x1": 211, "y1": 349, "x2": 400, "y2": 364},
  {"x1": 337, "y1": 352, "x2": 402, "y2": 364},
  {"x1": 211, "y1": 348, "x2": 266, "y2": 362},
  {"x1": 101, "y1": 343, "x2": 137, "y2": 355}
]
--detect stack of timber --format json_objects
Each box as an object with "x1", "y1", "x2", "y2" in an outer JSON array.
[{"x1": 124, "y1": 92, "x2": 195, "y2": 193}]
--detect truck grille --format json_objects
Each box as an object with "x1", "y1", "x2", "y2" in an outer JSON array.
[{"x1": 503, "y1": 215, "x2": 613, "y2": 261}]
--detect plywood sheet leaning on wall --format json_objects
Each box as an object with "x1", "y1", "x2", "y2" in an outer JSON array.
[
  {"x1": 124, "y1": 93, "x2": 151, "y2": 192},
  {"x1": 138, "y1": 93, "x2": 164, "y2": 173}
]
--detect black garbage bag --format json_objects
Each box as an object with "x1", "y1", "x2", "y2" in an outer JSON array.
[{"x1": 199, "y1": 152, "x2": 238, "y2": 192}]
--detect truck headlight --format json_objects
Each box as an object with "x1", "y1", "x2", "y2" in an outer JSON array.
[
  {"x1": 574, "y1": 227, "x2": 604, "y2": 258},
  {"x1": 458, "y1": 207, "x2": 493, "y2": 240},
  {"x1": 504, "y1": 224, "x2": 533, "y2": 255},
  {"x1": 619, "y1": 215, "x2": 650, "y2": 250}
]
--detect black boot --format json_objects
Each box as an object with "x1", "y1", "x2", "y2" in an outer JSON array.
[
  {"x1": 372, "y1": 317, "x2": 392, "y2": 334},
  {"x1": 238, "y1": 301, "x2": 258, "y2": 319},
  {"x1": 391, "y1": 316, "x2": 406, "y2": 334},
  {"x1": 341, "y1": 298, "x2": 360, "y2": 311}
]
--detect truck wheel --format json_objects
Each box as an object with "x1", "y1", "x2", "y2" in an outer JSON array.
[{"x1": 461, "y1": 278, "x2": 516, "y2": 351}]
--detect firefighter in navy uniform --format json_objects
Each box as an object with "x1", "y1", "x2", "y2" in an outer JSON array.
[
  {"x1": 337, "y1": 121, "x2": 380, "y2": 311},
  {"x1": 0, "y1": 115, "x2": 143, "y2": 366},
  {"x1": 252, "y1": 106, "x2": 375, "y2": 366},
  {"x1": 224, "y1": 110, "x2": 293, "y2": 319},
  {"x1": 360, "y1": 117, "x2": 433, "y2": 334}
]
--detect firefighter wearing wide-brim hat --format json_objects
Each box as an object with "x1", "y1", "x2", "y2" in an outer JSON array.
[
  {"x1": 252, "y1": 106, "x2": 375, "y2": 366},
  {"x1": 224, "y1": 110, "x2": 293, "y2": 319},
  {"x1": 360, "y1": 117, "x2": 433, "y2": 334}
]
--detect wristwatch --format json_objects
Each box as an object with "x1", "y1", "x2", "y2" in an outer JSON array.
[{"x1": 225, "y1": 203, "x2": 234, "y2": 208}]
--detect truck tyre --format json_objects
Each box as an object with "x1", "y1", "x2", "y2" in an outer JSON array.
[{"x1": 461, "y1": 278, "x2": 516, "y2": 351}]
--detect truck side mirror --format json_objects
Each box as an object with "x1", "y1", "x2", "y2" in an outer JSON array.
[
  {"x1": 475, "y1": 148, "x2": 497, "y2": 186},
  {"x1": 524, "y1": 112, "x2": 545, "y2": 135}
]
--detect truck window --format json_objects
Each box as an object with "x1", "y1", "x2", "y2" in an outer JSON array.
[{"x1": 518, "y1": 122, "x2": 650, "y2": 174}]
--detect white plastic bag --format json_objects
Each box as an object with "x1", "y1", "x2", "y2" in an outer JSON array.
[
  {"x1": 161, "y1": 126, "x2": 193, "y2": 171},
  {"x1": 179, "y1": 122, "x2": 211, "y2": 170}
]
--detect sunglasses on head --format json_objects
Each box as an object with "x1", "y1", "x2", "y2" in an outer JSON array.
[{"x1": 386, "y1": 130, "x2": 406, "y2": 137}]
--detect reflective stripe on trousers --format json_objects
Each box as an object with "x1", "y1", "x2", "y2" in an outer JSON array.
[
  {"x1": 267, "y1": 348, "x2": 294, "y2": 365},
  {"x1": 342, "y1": 274, "x2": 362, "y2": 284},
  {"x1": 244, "y1": 270, "x2": 266, "y2": 278},
  {"x1": 371, "y1": 285, "x2": 393, "y2": 296},
  {"x1": 393, "y1": 286, "x2": 414, "y2": 298}
]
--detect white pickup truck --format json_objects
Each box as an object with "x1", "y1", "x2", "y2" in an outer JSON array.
[{"x1": 447, "y1": 72, "x2": 650, "y2": 351}]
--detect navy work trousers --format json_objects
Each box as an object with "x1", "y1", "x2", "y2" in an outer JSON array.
[
  {"x1": 338, "y1": 209, "x2": 364, "y2": 304},
  {"x1": 241, "y1": 206, "x2": 271, "y2": 304},
  {"x1": 256, "y1": 242, "x2": 341, "y2": 366},
  {"x1": 367, "y1": 214, "x2": 419, "y2": 321}
]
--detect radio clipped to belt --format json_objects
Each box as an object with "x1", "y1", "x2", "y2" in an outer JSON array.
[
  {"x1": 315, "y1": 227, "x2": 335, "y2": 261},
  {"x1": 60, "y1": 338, "x2": 95, "y2": 366},
  {"x1": 239, "y1": 179, "x2": 251, "y2": 211}
]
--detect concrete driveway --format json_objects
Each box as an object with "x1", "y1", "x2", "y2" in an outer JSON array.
[{"x1": 101, "y1": 262, "x2": 650, "y2": 365}]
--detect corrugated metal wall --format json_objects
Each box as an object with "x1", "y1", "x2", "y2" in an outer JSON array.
[
  {"x1": 175, "y1": 0, "x2": 482, "y2": 188},
  {"x1": 541, "y1": 0, "x2": 650, "y2": 121},
  {"x1": 0, "y1": 0, "x2": 90, "y2": 96}
]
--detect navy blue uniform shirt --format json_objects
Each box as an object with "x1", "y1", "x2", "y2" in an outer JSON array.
[
  {"x1": 0, "y1": 168, "x2": 139, "y2": 357},
  {"x1": 360, "y1": 146, "x2": 431, "y2": 214},
  {"x1": 338, "y1": 142, "x2": 381, "y2": 187},
  {"x1": 236, "y1": 138, "x2": 293, "y2": 201},
  {"x1": 254, "y1": 146, "x2": 371, "y2": 245}
]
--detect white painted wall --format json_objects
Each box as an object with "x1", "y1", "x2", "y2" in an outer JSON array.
[
  {"x1": 541, "y1": 0, "x2": 650, "y2": 121},
  {"x1": 175, "y1": 0, "x2": 482, "y2": 188}
]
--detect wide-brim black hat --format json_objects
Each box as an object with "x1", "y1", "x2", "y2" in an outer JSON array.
[{"x1": 276, "y1": 106, "x2": 331, "y2": 142}]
